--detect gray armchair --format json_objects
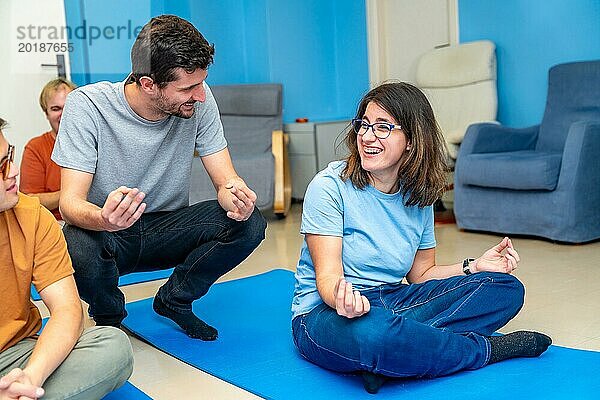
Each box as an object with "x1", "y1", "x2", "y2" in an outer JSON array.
[
  {"x1": 190, "y1": 83, "x2": 291, "y2": 217},
  {"x1": 454, "y1": 60, "x2": 600, "y2": 243}
]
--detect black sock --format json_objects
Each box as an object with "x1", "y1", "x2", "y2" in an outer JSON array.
[
  {"x1": 488, "y1": 331, "x2": 552, "y2": 364},
  {"x1": 153, "y1": 296, "x2": 218, "y2": 341},
  {"x1": 96, "y1": 321, "x2": 122, "y2": 328},
  {"x1": 93, "y1": 318, "x2": 122, "y2": 328},
  {"x1": 361, "y1": 371, "x2": 386, "y2": 394}
]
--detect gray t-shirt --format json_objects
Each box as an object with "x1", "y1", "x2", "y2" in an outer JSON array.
[{"x1": 52, "y1": 79, "x2": 227, "y2": 212}]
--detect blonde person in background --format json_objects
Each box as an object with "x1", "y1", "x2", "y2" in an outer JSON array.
[
  {"x1": 0, "y1": 118, "x2": 133, "y2": 400},
  {"x1": 20, "y1": 78, "x2": 76, "y2": 221}
]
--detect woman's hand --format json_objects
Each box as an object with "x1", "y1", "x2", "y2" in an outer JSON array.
[
  {"x1": 334, "y1": 277, "x2": 370, "y2": 318},
  {"x1": 475, "y1": 237, "x2": 520, "y2": 274}
]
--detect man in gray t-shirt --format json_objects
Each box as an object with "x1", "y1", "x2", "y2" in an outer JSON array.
[{"x1": 52, "y1": 15, "x2": 266, "y2": 341}]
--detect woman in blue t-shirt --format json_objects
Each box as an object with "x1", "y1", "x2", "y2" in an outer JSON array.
[{"x1": 291, "y1": 82, "x2": 551, "y2": 393}]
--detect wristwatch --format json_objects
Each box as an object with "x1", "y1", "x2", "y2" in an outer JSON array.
[{"x1": 462, "y1": 258, "x2": 476, "y2": 275}]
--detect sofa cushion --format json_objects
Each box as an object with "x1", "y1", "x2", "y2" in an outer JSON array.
[
  {"x1": 537, "y1": 61, "x2": 600, "y2": 152},
  {"x1": 189, "y1": 153, "x2": 274, "y2": 210},
  {"x1": 211, "y1": 84, "x2": 282, "y2": 116},
  {"x1": 222, "y1": 115, "x2": 279, "y2": 156},
  {"x1": 461, "y1": 151, "x2": 562, "y2": 190}
]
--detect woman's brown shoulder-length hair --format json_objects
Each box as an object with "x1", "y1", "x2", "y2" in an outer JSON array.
[{"x1": 341, "y1": 82, "x2": 448, "y2": 208}]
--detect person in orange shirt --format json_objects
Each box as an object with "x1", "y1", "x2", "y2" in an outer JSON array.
[
  {"x1": 20, "y1": 78, "x2": 76, "y2": 220},
  {"x1": 0, "y1": 118, "x2": 133, "y2": 399}
]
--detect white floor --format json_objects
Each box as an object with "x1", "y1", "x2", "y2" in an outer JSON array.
[{"x1": 38, "y1": 204, "x2": 600, "y2": 399}]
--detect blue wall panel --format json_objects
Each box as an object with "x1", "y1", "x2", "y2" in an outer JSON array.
[
  {"x1": 64, "y1": 0, "x2": 369, "y2": 123},
  {"x1": 266, "y1": 0, "x2": 339, "y2": 121},
  {"x1": 188, "y1": 0, "x2": 252, "y2": 84},
  {"x1": 459, "y1": 0, "x2": 600, "y2": 127},
  {"x1": 241, "y1": 0, "x2": 271, "y2": 84},
  {"x1": 332, "y1": 0, "x2": 370, "y2": 119},
  {"x1": 65, "y1": 0, "x2": 166, "y2": 85}
]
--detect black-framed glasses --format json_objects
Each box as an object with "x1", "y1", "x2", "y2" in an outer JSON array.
[
  {"x1": 1, "y1": 144, "x2": 15, "y2": 180},
  {"x1": 351, "y1": 118, "x2": 402, "y2": 139}
]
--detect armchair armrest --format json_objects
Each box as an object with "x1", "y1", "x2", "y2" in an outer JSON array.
[
  {"x1": 554, "y1": 120, "x2": 600, "y2": 226},
  {"x1": 459, "y1": 123, "x2": 539, "y2": 156},
  {"x1": 558, "y1": 120, "x2": 600, "y2": 188},
  {"x1": 272, "y1": 130, "x2": 292, "y2": 217}
]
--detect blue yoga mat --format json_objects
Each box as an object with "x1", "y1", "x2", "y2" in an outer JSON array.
[
  {"x1": 103, "y1": 381, "x2": 152, "y2": 400},
  {"x1": 122, "y1": 269, "x2": 600, "y2": 400},
  {"x1": 30, "y1": 268, "x2": 174, "y2": 301}
]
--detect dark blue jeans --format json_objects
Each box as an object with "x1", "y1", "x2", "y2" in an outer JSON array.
[
  {"x1": 292, "y1": 272, "x2": 524, "y2": 378},
  {"x1": 63, "y1": 200, "x2": 266, "y2": 325}
]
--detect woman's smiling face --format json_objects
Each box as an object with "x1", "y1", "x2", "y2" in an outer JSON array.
[{"x1": 357, "y1": 101, "x2": 410, "y2": 192}]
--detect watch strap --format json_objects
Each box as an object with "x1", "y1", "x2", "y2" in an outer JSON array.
[{"x1": 463, "y1": 258, "x2": 475, "y2": 275}]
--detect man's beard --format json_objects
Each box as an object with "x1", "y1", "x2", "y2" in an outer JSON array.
[{"x1": 156, "y1": 93, "x2": 195, "y2": 119}]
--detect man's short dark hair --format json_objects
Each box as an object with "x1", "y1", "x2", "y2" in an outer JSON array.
[{"x1": 131, "y1": 15, "x2": 215, "y2": 87}]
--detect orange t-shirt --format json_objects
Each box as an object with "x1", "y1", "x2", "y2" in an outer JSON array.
[
  {"x1": 20, "y1": 132, "x2": 62, "y2": 220},
  {"x1": 0, "y1": 194, "x2": 74, "y2": 352}
]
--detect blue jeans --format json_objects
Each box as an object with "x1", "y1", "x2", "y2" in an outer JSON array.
[
  {"x1": 63, "y1": 200, "x2": 266, "y2": 325},
  {"x1": 292, "y1": 272, "x2": 524, "y2": 378}
]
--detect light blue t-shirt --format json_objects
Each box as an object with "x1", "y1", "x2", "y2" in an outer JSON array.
[
  {"x1": 52, "y1": 78, "x2": 227, "y2": 212},
  {"x1": 291, "y1": 161, "x2": 436, "y2": 319}
]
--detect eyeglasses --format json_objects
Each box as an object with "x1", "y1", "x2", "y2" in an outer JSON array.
[
  {"x1": 1, "y1": 144, "x2": 15, "y2": 180},
  {"x1": 351, "y1": 118, "x2": 402, "y2": 139}
]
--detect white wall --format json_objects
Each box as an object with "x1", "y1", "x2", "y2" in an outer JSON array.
[{"x1": 0, "y1": 0, "x2": 70, "y2": 170}]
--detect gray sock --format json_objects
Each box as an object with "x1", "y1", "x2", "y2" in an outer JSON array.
[{"x1": 488, "y1": 331, "x2": 552, "y2": 364}]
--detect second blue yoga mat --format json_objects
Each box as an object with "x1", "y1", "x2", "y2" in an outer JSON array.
[
  {"x1": 103, "y1": 381, "x2": 152, "y2": 400},
  {"x1": 31, "y1": 268, "x2": 174, "y2": 301},
  {"x1": 123, "y1": 269, "x2": 600, "y2": 400}
]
